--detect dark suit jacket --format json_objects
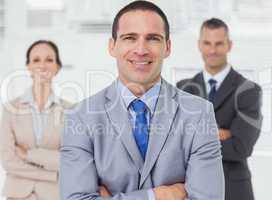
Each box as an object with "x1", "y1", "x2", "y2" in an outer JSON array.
[{"x1": 177, "y1": 68, "x2": 262, "y2": 200}]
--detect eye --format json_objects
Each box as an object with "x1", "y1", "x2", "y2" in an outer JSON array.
[
  {"x1": 147, "y1": 36, "x2": 161, "y2": 41},
  {"x1": 32, "y1": 58, "x2": 40, "y2": 63},
  {"x1": 46, "y1": 58, "x2": 54, "y2": 62},
  {"x1": 216, "y1": 42, "x2": 224, "y2": 47},
  {"x1": 123, "y1": 36, "x2": 136, "y2": 41}
]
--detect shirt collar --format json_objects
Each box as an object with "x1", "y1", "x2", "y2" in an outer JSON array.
[
  {"x1": 203, "y1": 64, "x2": 231, "y2": 88},
  {"x1": 118, "y1": 79, "x2": 161, "y2": 115},
  {"x1": 20, "y1": 87, "x2": 60, "y2": 110}
]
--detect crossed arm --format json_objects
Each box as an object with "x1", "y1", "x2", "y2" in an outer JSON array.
[
  {"x1": 100, "y1": 184, "x2": 187, "y2": 200},
  {"x1": 0, "y1": 108, "x2": 59, "y2": 182},
  {"x1": 60, "y1": 110, "x2": 190, "y2": 200},
  {"x1": 220, "y1": 85, "x2": 262, "y2": 161},
  {"x1": 15, "y1": 143, "x2": 60, "y2": 171},
  {"x1": 60, "y1": 100, "x2": 224, "y2": 200},
  {"x1": 60, "y1": 103, "x2": 224, "y2": 200}
]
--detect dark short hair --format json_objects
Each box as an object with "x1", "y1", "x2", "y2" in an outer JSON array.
[
  {"x1": 112, "y1": 0, "x2": 170, "y2": 41},
  {"x1": 26, "y1": 40, "x2": 62, "y2": 67},
  {"x1": 200, "y1": 18, "x2": 229, "y2": 37}
]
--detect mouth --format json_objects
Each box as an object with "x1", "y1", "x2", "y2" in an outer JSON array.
[
  {"x1": 128, "y1": 60, "x2": 152, "y2": 69},
  {"x1": 207, "y1": 54, "x2": 219, "y2": 59},
  {"x1": 207, "y1": 56, "x2": 220, "y2": 62}
]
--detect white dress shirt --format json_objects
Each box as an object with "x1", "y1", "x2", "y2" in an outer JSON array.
[
  {"x1": 20, "y1": 88, "x2": 60, "y2": 145},
  {"x1": 203, "y1": 64, "x2": 231, "y2": 95}
]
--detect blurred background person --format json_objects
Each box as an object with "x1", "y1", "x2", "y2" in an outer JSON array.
[
  {"x1": 0, "y1": 40, "x2": 70, "y2": 200},
  {"x1": 176, "y1": 18, "x2": 263, "y2": 200}
]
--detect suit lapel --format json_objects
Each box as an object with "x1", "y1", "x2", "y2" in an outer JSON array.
[
  {"x1": 140, "y1": 80, "x2": 178, "y2": 187},
  {"x1": 14, "y1": 99, "x2": 37, "y2": 147},
  {"x1": 191, "y1": 69, "x2": 239, "y2": 111},
  {"x1": 213, "y1": 68, "x2": 239, "y2": 110},
  {"x1": 40, "y1": 103, "x2": 63, "y2": 147},
  {"x1": 104, "y1": 81, "x2": 144, "y2": 173}
]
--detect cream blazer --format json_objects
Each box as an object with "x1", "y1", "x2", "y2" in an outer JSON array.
[{"x1": 0, "y1": 94, "x2": 70, "y2": 199}]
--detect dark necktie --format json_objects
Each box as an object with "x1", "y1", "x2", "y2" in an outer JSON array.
[
  {"x1": 208, "y1": 79, "x2": 217, "y2": 103},
  {"x1": 130, "y1": 99, "x2": 149, "y2": 160}
]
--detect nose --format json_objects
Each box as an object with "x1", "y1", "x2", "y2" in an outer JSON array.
[
  {"x1": 133, "y1": 38, "x2": 149, "y2": 56},
  {"x1": 208, "y1": 45, "x2": 216, "y2": 55},
  {"x1": 38, "y1": 61, "x2": 47, "y2": 70}
]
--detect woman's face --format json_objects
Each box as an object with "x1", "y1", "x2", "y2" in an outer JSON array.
[{"x1": 27, "y1": 43, "x2": 59, "y2": 85}]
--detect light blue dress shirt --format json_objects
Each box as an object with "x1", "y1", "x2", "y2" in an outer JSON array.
[
  {"x1": 118, "y1": 79, "x2": 161, "y2": 200},
  {"x1": 20, "y1": 88, "x2": 60, "y2": 145}
]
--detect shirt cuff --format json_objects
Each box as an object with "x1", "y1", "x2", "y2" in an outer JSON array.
[{"x1": 148, "y1": 189, "x2": 155, "y2": 200}]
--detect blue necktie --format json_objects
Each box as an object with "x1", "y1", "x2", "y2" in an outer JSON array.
[
  {"x1": 208, "y1": 79, "x2": 217, "y2": 103},
  {"x1": 130, "y1": 99, "x2": 149, "y2": 160}
]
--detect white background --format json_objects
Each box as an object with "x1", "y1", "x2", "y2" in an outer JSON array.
[{"x1": 0, "y1": 0, "x2": 272, "y2": 199}]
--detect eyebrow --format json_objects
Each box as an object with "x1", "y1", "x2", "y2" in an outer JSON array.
[
  {"x1": 147, "y1": 33, "x2": 164, "y2": 39},
  {"x1": 31, "y1": 55, "x2": 55, "y2": 59},
  {"x1": 119, "y1": 33, "x2": 137, "y2": 38},
  {"x1": 119, "y1": 33, "x2": 164, "y2": 39}
]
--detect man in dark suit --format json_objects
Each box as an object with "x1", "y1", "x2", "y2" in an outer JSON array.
[{"x1": 177, "y1": 18, "x2": 262, "y2": 200}]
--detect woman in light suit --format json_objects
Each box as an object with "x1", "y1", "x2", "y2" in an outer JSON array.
[{"x1": 0, "y1": 40, "x2": 70, "y2": 200}]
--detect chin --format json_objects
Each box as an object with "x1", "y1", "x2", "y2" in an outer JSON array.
[
  {"x1": 129, "y1": 79, "x2": 147, "y2": 85},
  {"x1": 207, "y1": 63, "x2": 219, "y2": 68}
]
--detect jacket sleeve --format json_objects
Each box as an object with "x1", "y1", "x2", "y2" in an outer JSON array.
[
  {"x1": 60, "y1": 110, "x2": 150, "y2": 200},
  {"x1": 0, "y1": 107, "x2": 58, "y2": 182},
  {"x1": 26, "y1": 148, "x2": 59, "y2": 171},
  {"x1": 221, "y1": 83, "x2": 262, "y2": 162},
  {"x1": 184, "y1": 102, "x2": 225, "y2": 200}
]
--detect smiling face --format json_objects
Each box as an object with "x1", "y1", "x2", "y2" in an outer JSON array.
[
  {"x1": 109, "y1": 10, "x2": 171, "y2": 94},
  {"x1": 27, "y1": 43, "x2": 60, "y2": 85},
  {"x1": 198, "y1": 27, "x2": 232, "y2": 74}
]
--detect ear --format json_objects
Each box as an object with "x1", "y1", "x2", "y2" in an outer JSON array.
[
  {"x1": 228, "y1": 40, "x2": 233, "y2": 52},
  {"x1": 108, "y1": 38, "x2": 116, "y2": 57},
  {"x1": 164, "y1": 39, "x2": 171, "y2": 58},
  {"x1": 197, "y1": 39, "x2": 201, "y2": 51}
]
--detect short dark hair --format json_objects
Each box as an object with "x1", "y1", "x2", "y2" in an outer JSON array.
[
  {"x1": 200, "y1": 18, "x2": 229, "y2": 37},
  {"x1": 112, "y1": 0, "x2": 170, "y2": 41},
  {"x1": 26, "y1": 40, "x2": 62, "y2": 67}
]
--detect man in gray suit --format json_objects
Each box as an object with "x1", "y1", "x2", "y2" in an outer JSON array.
[
  {"x1": 60, "y1": 1, "x2": 224, "y2": 200},
  {"x1": 177, "y1": 18, "x2": 262, "y2": 200}
]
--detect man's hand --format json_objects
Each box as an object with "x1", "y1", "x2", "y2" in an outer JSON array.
[
  {"x1": 99, "y1": 183, "x2": 187, "y2": 199},
  {"x1": 153, "y1": 183, "x2": 187, "y2": 200},
  {"x1": 15, "y1": 145, "x2": 28, "y2": 160},
  {"x1": 99, "y1": 185, "x2": 112, "y2": 198},
  {"x1": 219, "y1": 128, "x2": 232, "y2": 141}
]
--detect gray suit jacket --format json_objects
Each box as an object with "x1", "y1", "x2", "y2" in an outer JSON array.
[{"x1": 60, "y1": 79, "x2": 225, "y2": 200}]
